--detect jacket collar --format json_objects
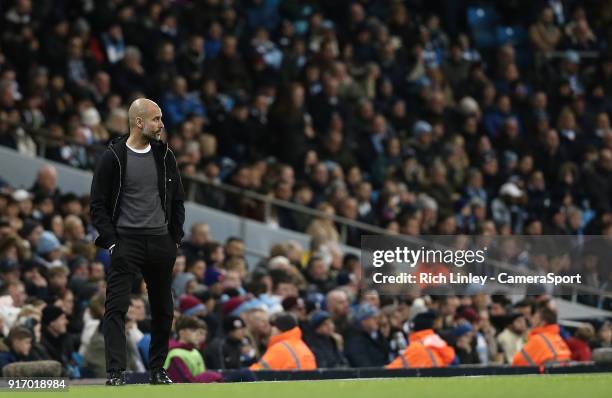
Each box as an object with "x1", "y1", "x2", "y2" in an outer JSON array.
[
  {"x1": 109, "y1": 134, "x2": 167, "y2": 153},
  {"x1": 410, "y1": 329, "x2": 435, "y2": 343},
  {"x1": 529, "y1": 324, "x2": 560, "y2": 337},
  {"x1": 109, "y1": 134, "x2": 167, "y2": 166},
  {"x1": 268, "y1": 327, "x2": 302, "y2": 347},
  {"x1": 169, "y1": 339, "x2": 198, "y2": 351}
]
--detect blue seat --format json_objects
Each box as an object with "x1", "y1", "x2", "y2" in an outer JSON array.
[
  {"x1": 468, "y1": 6, "x2": 500, "y2": 49},
  {"x1": 467, "y1": 6, "x2": 499, "y2": 30},
  {"x1": 496, "y1": 26, "x2": 528, "y2": 46}
]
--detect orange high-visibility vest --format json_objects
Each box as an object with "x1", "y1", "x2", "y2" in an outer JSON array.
[
  {"x1": 250, "y1": 327, "x2": 317, "y2": 370},
  {"x1": 386, "y1": 329, "x2": 455, "y2": 369},
  {"x1": 512, "y1": 324, "x2": 571, "y2": 366}
]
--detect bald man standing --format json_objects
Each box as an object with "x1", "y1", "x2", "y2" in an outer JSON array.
[{"x1": 90, "y1": 98, "x2": 185, "y2": 385}]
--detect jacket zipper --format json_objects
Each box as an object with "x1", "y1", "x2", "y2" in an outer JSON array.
[
  {"x1": 110, "y1": 145, "x2": 122, "y2": 220},
  {"x1": 164, "y1": 144, "x2": 168, "y2": 221}
]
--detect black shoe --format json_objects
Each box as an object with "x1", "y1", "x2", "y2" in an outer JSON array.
[
  {"x1": 106, "y1": 369, "x2": 127, "y2": 386},
  {"x1": 149, "y1": 368, "x2": 173, "y2": 385}
]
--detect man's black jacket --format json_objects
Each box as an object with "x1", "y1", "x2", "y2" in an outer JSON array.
[{"x1": 90, "y1": 134, "x2": 185, "y2": 249}]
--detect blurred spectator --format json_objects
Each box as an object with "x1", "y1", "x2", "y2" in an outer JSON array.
[
  {"x1": 512, "y1": 307, "x2": 570, "y2": 366},
  {"x1": 0, "y1": 325, "x2": 35, "y2": 368},
  {"x1": 40, "y1": 304, "x2": 78, "y2": 376},
  {"x1": 303, "y1": 310, "x2": 347, "y2": 368},
  {"x1": 182, "y1": 223, "x2": 211, "y2": 265},
  {"x1": 497, "y1": 313, "x2": 528, "y2": 364},
  {"x1": 344, "y1": 304, "x2": 388, "y2": 367},
  {"x1": 162, "y1": 76, "x2": 205, "y2": 130},
  {"x1": 204, "y1": 315, "x2": 257, "y2": 370},
  {"x1": 164, "y1": 316, "x2": 222, "y2": 383},
  {"x1": 387, "y1": 311, "x2": 455, "y2": 368},
  {"x1": 566, "y1": 324, "x2": 595, "y2": 361},
  {"x1": 250, "y1": 312, "x2": 316, "y2": 370}
]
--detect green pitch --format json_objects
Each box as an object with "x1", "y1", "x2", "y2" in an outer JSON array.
[{"x1": 11, "y1": 374, "x2": 612, "y2": 398}]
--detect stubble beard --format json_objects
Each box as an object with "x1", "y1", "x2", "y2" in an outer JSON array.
[{"x1": 143, "y1": 128, "x2": 162, "y2": 142}]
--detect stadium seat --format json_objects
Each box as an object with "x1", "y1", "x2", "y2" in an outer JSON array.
[
  {"x1": 496, "y1": 26, "x2": 528, "y2": 46},
  {"x1": 467, "y1": 6, "x2": 499, "y2": 30},
  {"x1": 467, "y1": 6, "x2": 500, "y2": 49}
]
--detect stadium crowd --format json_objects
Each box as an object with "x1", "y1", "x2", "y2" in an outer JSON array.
[
  {"x1": 0, "y1": 0, "x2": 612, "y2": 243},
  {"x1": 0, "y1": 0, "x2": 612, "y2": 381},
  {"x1": 0, "y1": 168, "x2": 611, "y2": 379}
]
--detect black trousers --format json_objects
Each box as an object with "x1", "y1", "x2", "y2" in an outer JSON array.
[{"x1": 103, "y1": 233, "x2": 177, "y2": 372}]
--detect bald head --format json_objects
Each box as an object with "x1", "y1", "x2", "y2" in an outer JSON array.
[
  {"x1": 128, "y1": 98, "x2": 164, "y2": 140},
  {"x1": 128, "y1": 98, "x2": 157, "y2": 129},
  {"x1": 37, "y1": 165, "x2": 57, "y2": 193},
  {"x1": 326, "y1": 289, "x2": 349, "y2": 317}
]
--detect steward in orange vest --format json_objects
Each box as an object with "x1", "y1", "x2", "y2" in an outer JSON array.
[
  {"x1": 386, "y1": 311, "x2": 456, "y2": 369},
  {"x1": 512, "y1": 307, "x2": 571, "y2": 366},
  {"x1": 250, "y1": 312, "x2": 316, "y2": 370}
]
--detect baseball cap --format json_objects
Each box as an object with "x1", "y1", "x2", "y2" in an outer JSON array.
[
  {"x1": 413, "y1": 120, "x2": 433, "y2": 138},
  {"x1": 223, "y1": 315, "x2": 246, "y2": 333},
  {"x1": 353, "y1": 303, "x2": 379, "y2": 324},
  {"x1": 309, "y1": 310, "x2": 331, "y2": 330}
]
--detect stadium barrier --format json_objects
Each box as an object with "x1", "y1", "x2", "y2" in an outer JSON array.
[{"x1": 120, "y1": 362, "x2": 612, "y2": 384}]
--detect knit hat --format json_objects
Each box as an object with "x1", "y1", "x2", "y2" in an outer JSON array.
[
  {"x1": 306, "y1": 291, "x2": 325, "y2": 313},
  {"x1": 309, "y1": 311, "x2": 331, "y2": 330},
  {"x1": 221, "y1": 296, "x2": 246, "y2": 316},
  {"x1": 281, "y1": 296, "x2": 304, "y2": 312},
  {"x1": 231, "y1": 298, "x2": 267, "y2": 316},
  {"x1": 42, "y1": 305, "x2": 64, "y2": 326},
  {"x1": 412, "y1": 310, "x2": 437, "y2": 331},
  {"x1": 456, "y1": 306, "x2": 480, "y2": 323},
  {"x1": 353, "y1": 303, "x2": 379, "y2": 324},
  {"x1": 37, "y1": 231, "x2": 61, "y2": 255},
  {"x1": 413, "y1": 120, "x2": 433, "y2": 138},
  {"x1": 223, "y1": 315, "x2": 246, "y2": 333},
  {"x1": 271, "y1": 312, "x2": 297, "y2": 332},
  {"x1": 453, "y1": 321, "x2": 473, "y2": 338},
  {"x1": 179, "y1": 295, "x2": 206, "y2": 316},
  {"x1": 204, "y1": 267, "x2": 224, "y2": 286}
]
